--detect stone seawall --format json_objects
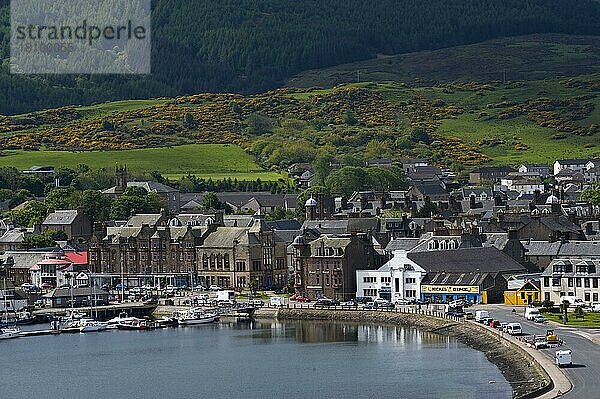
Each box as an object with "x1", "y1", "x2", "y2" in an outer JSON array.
[{"x1": 274, "y1": 309, "x2": 552, "y2": 399}]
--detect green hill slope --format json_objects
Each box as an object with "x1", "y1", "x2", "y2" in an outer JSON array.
[{"x1": 1, "y1": 75, "x2": 598, "y2": 174}]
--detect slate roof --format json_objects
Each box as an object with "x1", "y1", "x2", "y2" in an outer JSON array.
[
  {"x1": 202, "y1": 227, "x2": 258, "y2": 247},
  {"x1": 103, "y1": 181, "x2": 177, "y2": 194},
  {"x1": 302, "y1": 218, "x2": 379, "y2": 235},
  {"x1": 42, "y1": 210, "x2": 79, "y2": 225},
  {"x1": 411, "y1": 181, "x2": 449, "y2": 198},
  {"x1": 422, "y1": 272, "x2": 490, "y2": 286},
  {"x1": 267, "y1": 220, "x2": 302, "y2": 230},
  {"x1": 43, "y1": 287, "x2": 109, "y2": 298},
  {"x1": 0, "y1": 251, "x2": 48, "y2": 270},
  {"x1": 555, "y1": 159, "x2": 589, "y2": 165},
  {"x1": 385, "y1": 238, "x2": 421, "y2": 252},
  {"x1": 126, "y1": 214, "x2": 163, "y2": 227},
  {"x1": 0, "y1": 229, "x2": 28, "y2": 243},
  {"x1": 558, "y1": 241, "x2": 600, "y2": 257},
  {"x1": 407, "y1": 247, "x2": 525, "y2": 273},
  {"x1": 539, "y1": 216, "x2": 582, "y2": 234},
  {"x1": 521, "y1": 240, "x2": 562, "y2": 256}
]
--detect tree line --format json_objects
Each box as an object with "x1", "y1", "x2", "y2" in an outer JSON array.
[{"x1": 1, "y1": 0, "x2": 600, "y2": 114}]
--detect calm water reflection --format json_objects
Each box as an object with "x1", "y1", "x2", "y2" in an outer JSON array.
[{"x1": 1, "y1": 320, "x2": 511, "y2": 399}]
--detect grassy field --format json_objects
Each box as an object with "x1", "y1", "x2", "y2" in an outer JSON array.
[
  {"x1": 543, "y1": 311, "x2": 600, "y2": 327},
  {"x1": 0, "y1": 144, "x2": 287, "y2": 181},
  {"x1": 437, "y1": 115, "x2": 599, "y2": 165}
]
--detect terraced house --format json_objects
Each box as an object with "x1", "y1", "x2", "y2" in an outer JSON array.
[
  {"x1": 88, "y1": 213, "x2": 288, "y2": 290},
  {"x1": 89, "y1": 221, "x2": 209, "y2": 288}
]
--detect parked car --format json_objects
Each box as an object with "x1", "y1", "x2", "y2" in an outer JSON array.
[
  {"x1": 500, "y1": 322, "x2": 509, "y2": 332},
  {"x1": 341, "y1": 300, "x2": 358, "y2": 308},
  {"x1": 354, "y1": 296, "x2": 373, "y2": 304},
  {"x1": 364, "y1": 301, "x2": 376, "y2": 310},
  {"x1": 534, "y1": 316, "x2": 546, "y2": 323},
  {"x1": 20, "y1": 283, "x2": 36, "y2": 291},
  {"x1": 507, "y1": 322, "x2": 522, "y2": 336},
  {"x1": 489, "y1": 320, "x2": 501, "y2": 328},
  {"x1": 143, "y1": 296, "x2": 158, "y2": 305},
  {"x1": 314, "y1": 299, "x2": 336, "y2": 308},
  {"x1": 209, "y1": 285, "x2": 222, "y2": 291},
  {"x1": 464, "y1": 312, "x2": 474, "y2": 320},
  {"x1": 40, "y1": 282, "x2": 54, "y2": 290},
  {"x1": 295, "y1": 296, "x2": 311, "y2": 302},
  {"x1": 115, "y1": 283, "x2": 127, "y2": 290},
  {"x1": 395, "y1": 299, "x2": 411, "y2": 305},
  {"x1": 250, "y1": 299, "x2": 265, "y2": 307}
]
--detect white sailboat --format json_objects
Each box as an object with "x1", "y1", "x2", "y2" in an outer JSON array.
[
  {"x1": 79, "y1": 286, "x2": 108, "y2": 333},
  {"x1": 1, "y1": 279, "x2": 20, "y2": 340}
]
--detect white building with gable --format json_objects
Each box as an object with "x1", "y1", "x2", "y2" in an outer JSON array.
[{"x1": 356, "y1": 250, "x2": 426, "y2": 302}]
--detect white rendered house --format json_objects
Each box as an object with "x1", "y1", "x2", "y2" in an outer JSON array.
[{"x1": 356, "y1": 250, "x2": 426, "y2": 302}]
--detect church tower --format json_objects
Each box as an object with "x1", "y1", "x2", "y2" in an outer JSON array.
[{"x1": 115, "y1": 165, "x2": 128, "y2": 196}]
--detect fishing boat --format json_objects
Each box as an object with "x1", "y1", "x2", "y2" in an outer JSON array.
[
  {"x1": 174, "y1": 308, "x2": 218, "y2": 325},
  {"x1": 116, "y1": 319, "x2": 151, "y2": 330},
  {"x1": 155, "y1": 316, "x2": 178, "y2": 327},
  {"x1": 106, "y1": 312, "x2": 144, "y2": 328}
]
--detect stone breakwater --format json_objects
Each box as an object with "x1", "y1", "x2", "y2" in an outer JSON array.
[{"x1": 273, "y1": 309, "x2": 551, "y2": 399}]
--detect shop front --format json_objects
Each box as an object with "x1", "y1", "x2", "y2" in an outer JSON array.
[{"x1": 421, "y1": 284, "x2": 484, "y2": 304}]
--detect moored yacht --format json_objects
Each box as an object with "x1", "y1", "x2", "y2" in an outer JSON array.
[
  {"x1": 0, "y1": 327, "x2": 20, "y2": 340},
  {"x1": 174, "y1": 308, "x2": 218, "y2": 325},
  {"x1": 79, "y1": 319, "x2": 109, "y2": 333}
]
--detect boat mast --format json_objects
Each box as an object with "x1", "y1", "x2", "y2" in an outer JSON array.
[{"x1": 2, "y1": 278, "x2": 8, "y2": 326}]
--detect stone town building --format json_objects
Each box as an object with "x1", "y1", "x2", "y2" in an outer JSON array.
[
  {"x1": 292, "y1": 232, "x2": 383, "y2": 301},
  {"x1": 89, "y1": 222, "x2": 209, "y2": 288},
  {"x1": 89, "y1": 213, "x2": 289, "y2": 290},
  {"x1": 196, "y1": 217, "x2": 289, "y2": 290},
  {"x1": 103, "y1": 166, "x2": 181, "y2": 214},
  {"x1": 42, "y1": 210, "x2": 92, "y2": 242}
]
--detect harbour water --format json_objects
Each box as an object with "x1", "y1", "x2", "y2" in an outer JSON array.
[{"x1": 1, "y1": 320, "x2": 511, "y2": 399}]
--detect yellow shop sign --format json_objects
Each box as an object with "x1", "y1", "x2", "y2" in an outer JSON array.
[{"x1": 421, "y1": 285, "x2": 480, "y2": 294}]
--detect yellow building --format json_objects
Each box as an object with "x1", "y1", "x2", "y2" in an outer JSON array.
[{"x1": 504, "y1": 280, "x2": 541, "y2": 305}]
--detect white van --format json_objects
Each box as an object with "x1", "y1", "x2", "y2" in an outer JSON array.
[
  {"x1": 507, "y1": 322, "x2": 522, "y2": 336},
  {"x1": 475, "y1": 310, "x2": 489, "y2": 322},
  {"x1": 555, "y1": 350, "x2": 572, "y2": 367},
  {"x1": 270, "y1": 296, "x2": 284, "y2": 307},
  {"x1": 524, "y1": 307, "x2": 541, "y2": 321},
  {"x1": 559, "y1": 296, "x2": 585, "y2": 308}
]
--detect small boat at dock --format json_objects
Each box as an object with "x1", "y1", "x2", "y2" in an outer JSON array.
[
  {"x1": 0, "y1": 327, "x2": 20, "y2": 340},
  {"x1": 174, "y1": 308, "x2": 218, "y2": 325},
  {"x1": 79, "y1": 319, "x2": 109, "y2": 333}
]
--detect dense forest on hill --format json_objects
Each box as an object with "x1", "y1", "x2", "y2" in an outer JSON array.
[{"x1": 1, "y1": 0, "x2": 600, "y2": 114}]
